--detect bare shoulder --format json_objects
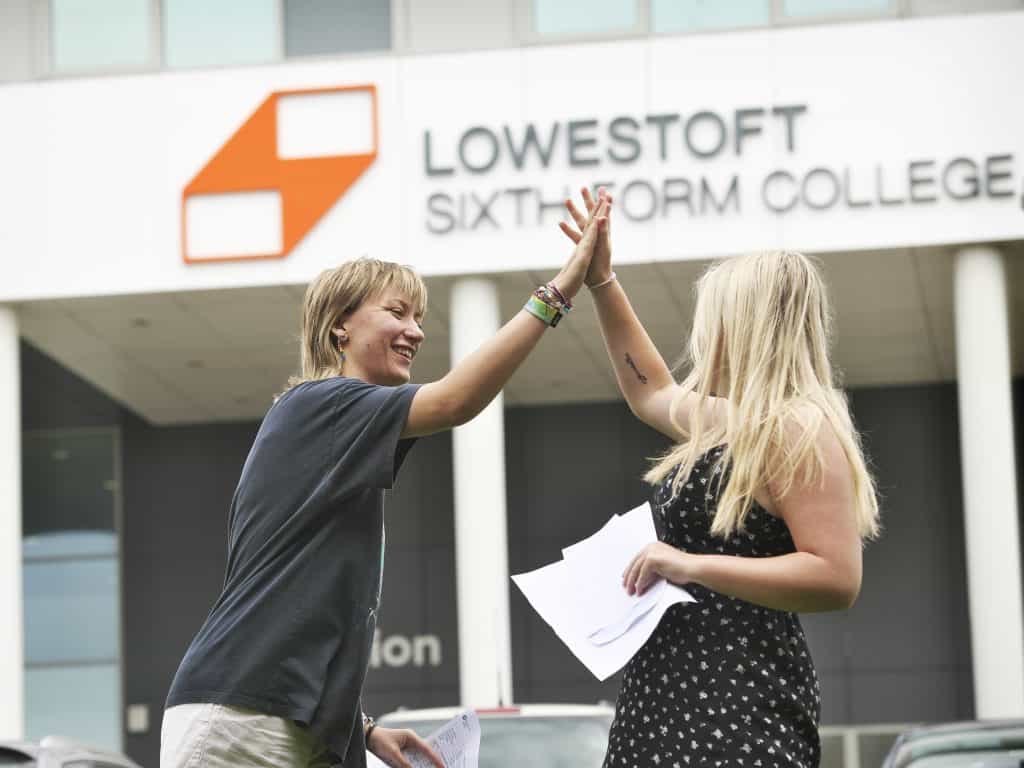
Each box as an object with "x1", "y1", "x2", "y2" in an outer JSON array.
[{"x1": 779, "y1": 401, "x2": 852, "y2": 492}]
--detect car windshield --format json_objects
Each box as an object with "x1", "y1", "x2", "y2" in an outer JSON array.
[{"x1": 382, "y1": 715, "x2": 613, "y2": 768}]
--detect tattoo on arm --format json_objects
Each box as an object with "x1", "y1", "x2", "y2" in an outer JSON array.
[{"x1": 624, "y1": 353, "x2": 648, "y2": 384}]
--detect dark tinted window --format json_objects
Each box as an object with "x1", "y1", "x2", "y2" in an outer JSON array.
[
  {"x1": 22, "y1": 430, "x2": 122, "y2": 750},
  {"x1": 285, "y1": 0, "x2": 391, "y2": 56}
]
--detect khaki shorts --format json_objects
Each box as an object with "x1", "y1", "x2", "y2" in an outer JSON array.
[{"x1": 160, "y1": 703, "x2": 332, "y2": 768}]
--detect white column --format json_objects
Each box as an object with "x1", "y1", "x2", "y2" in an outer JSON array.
[
  {"x1": 0, "y1": 306, "x2": 24, "y2": 738},
  {"x1": 954, "y1": 245, "x2": 1024, "y2": 717},
  {"x1": 449, "y1": 279, "x2": 513, "y2": 707}
]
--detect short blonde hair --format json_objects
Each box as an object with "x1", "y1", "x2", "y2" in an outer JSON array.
[{"x1": 284, "y1": 258, "x2": 427, "y2": 391}]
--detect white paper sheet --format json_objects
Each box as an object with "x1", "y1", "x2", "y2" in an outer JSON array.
[
  {"x1": 512, "y1": 547, "x2": 696, "y2": 681},
  {"x1": 561, "y1": 503, "x2": 667, "y2": 639},
  {"x1": 587, "y1": 589, "x2": 663, "y2": 646},
  {"x1": 367, "y1": 710, "x2": 481, "y2": 768}
]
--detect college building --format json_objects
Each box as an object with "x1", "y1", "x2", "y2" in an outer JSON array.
[{"x1": 1, "y1": 1, "x2": 1023, "y2": 765}]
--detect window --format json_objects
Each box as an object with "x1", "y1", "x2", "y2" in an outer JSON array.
[
  {"x1": 530, "y1": 0, "x2": 900, "y2": 41},
  {"x1": 782, "y1": 0, "x2": 896, "y2": 17},
  {"x1": 22, "y1": 430, "x2": 122, "y2": 752},
  {"x1": 285, "y1": 0, "x2": 391, "y2": 57},
  {"x1": 652, "y1": 0, "x2": 772, "y2": 32},
  {"x1": 532, "y1": 0, "x2": 640, "y2": 37},
  {"x1": 164, "y1": 0, "x2": 279, "y2": 69},
  {"x1": 50, "y1": 0, "x2": 153, "y2": 74}
]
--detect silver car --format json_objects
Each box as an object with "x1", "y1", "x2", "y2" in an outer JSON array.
[
  {"x1": 379, "y1": 703, "x2": 614, "y2": 768},
  {"x1": 0, "y1": 736, "x2": 141, "y2": 768},
  {"x1": 882, "y1": 720, "x2": 1024, "y2": 768}
]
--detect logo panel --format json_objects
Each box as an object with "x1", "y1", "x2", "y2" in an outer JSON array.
[{"x1": 182, "y1": 84, "x2": 378, "y2": 264}]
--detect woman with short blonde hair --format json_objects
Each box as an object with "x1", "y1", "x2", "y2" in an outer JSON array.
[{"x1": 560, "y1": 189, "x2": 878, "y2": 768}]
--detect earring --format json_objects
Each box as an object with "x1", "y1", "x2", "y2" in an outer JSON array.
[{"x1": 337, "y1": 340, "x2": 346, "y2": 365}]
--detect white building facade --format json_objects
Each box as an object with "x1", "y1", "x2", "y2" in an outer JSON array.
[{"x1": 1, "y1": 1, "x2": 1022, "y2": 764}]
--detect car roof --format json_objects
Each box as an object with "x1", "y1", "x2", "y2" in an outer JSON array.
[
  {"x1": 0, "y1": 741, "x2": 39, "y2": 759},
  {"x1": 379, "y1": 703, "x2": 614, "y2": 723},
  {"x1": 0, "y1": 736, "x2": 140, "y2": 767},
  {"x1": 886, "y1": 720, "x2": 1024, "y2": 768}
]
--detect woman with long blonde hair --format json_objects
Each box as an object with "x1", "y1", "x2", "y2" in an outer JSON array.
[{"x1": 560, "y1": 189, "x2": 878, "y2": 768}]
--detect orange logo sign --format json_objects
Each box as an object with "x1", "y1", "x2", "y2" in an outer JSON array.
[{"x1": 182, "y1": 84, "x2": 378, "y2": 264}]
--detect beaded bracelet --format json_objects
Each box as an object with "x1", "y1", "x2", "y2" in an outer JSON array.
[
  {"x1": 524, "y1": 294, "x2": 563, "y2": 327},
  {"x1": 533, "y1": 284, "x2": 571, "y2": 314}
]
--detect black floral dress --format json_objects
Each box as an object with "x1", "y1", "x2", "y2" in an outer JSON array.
[{"x1": 603, "y1": 447, "x2": 821, "y2": 768}]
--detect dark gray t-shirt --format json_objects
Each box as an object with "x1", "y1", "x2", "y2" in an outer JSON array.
[{"x1": 166, "y1": 377, "x2": 420, "y2": 766}]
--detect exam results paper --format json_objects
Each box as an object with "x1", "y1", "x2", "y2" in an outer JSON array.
[{"x1": 366, "y1": 709, "x2": 480, "y2": 768}]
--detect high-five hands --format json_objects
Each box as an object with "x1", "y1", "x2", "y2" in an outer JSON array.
[
  {"x1": 558, "y1": 187, "x2": 614, "y2": 288},
  {"x1": 549, "y1": 191, "x2": 610, "y2": 301}
]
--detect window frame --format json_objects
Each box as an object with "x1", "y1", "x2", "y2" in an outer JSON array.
[
  {"x1": 520, "y1": 0, "x2": 910, "y2": 44},
  {"x1": 770, "y1": 0, "x2": 904, "y2": 26},
  {"x1": 21, "y1": 0, "x2": 990, "y2": 79},
  {"x1": 520, "y1": 0, "x2": 650, "y2": 46},
  {"x1": 44, "y1": 0, "x2": 161, "y2": 79},
  {"x1": 160, "y1": 0, "x2": 283, "y2": 70},
  {"x1": 647, "y1": 0, "x2": 775, "y2": 36},
  {"x1": 281, "y1": 0, "x2": 394, "y2": 60},
  {"x1": 21, "y1": 426, "x2": 125, "y2": 752}
]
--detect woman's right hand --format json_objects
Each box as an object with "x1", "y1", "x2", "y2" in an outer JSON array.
[
  {"x1": 559, "y1": 187, "x2": 613, "y2": 287},
  {"x1": 549, "y1": 192, "x2": 610, "y2": 300}
]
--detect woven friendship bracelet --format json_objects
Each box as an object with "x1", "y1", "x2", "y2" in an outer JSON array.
[
  {"x1": 524, "y1": 294, "x2": 563, "y2": 327},
  {"x1": 545, "y1": 282, "x2": 573, "y2": 311}
]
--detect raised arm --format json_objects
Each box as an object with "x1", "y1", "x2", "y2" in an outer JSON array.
[
  {"x1": 559, "y1": 189, "x2": 719, "y2": 440},
  {"x1": 401, "y1": 196, "x2": 609, "y2": 438},
  {"x1": 588, "y1": 275, "x2": 687, "y2": 438}
]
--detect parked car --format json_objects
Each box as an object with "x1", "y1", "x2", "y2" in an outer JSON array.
[
  {"x1": 0, "y1": 736, "x2": 141, "y2": 768},
  {"x1": 882, "y1": 720, "x2": 1024, "y2": 768},
  {"x1": 379, "y1": 703, "x2": 614, "y2": 767}
]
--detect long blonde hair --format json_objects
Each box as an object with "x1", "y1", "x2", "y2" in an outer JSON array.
[
  {"x1": 645, "y1": 251, "x2": 879, "y2": 541},
  {"x1": 283, "y1": 258, "x2": 427, "y2": 392}
]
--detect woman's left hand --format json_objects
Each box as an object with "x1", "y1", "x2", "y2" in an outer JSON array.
[
  {"x1": 367, "y1": 726, "x2": 445, "y2": 768},
  {"x1": 623, "y1": 542, "x2": 697, "y2": 596}
]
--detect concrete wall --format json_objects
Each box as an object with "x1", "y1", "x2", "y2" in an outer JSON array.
[
  {"x1": 0, "y1": 0, "x2": 39, "y2": 83},
  {"x1": 22, "y1": 342, "x2": 1008, "y2": 766}
]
